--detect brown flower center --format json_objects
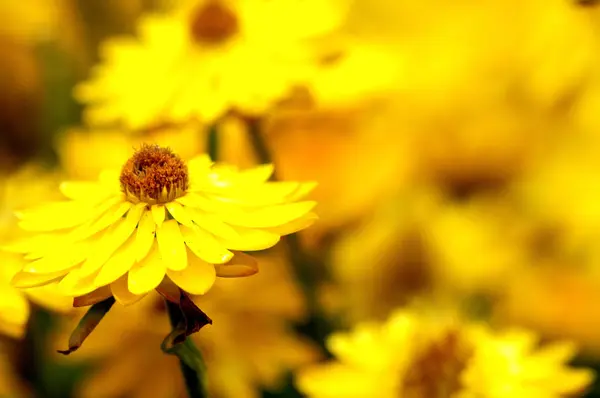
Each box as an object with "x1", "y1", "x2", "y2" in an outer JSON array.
[
  {"x1": 189, "y1": 1, "x2": 239, "y2": 44},
  {"x1": 402, "y1": 331, "x2": 471, "y2": 398},
  {"x1": 120, "y1": 144, "x2": 188, "y2": 204}
]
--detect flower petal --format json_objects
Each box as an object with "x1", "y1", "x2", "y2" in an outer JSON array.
[
  {"x1": 218, "y1": 226, "x2": 280, "y2": 251},
  {"x1": 180, "y1": 225, "x2": 233, "y2": 264},
  {"x1": 156, "y1": 220, "x2": 187, "y2": 271},
  {"x1": 187, "y1": 208, "x2": 240, "y2": 241},
  {"x1": 134, "y1": 208, "x2": 155, "y2": 262},
  {"x1": 264, "y1": 212, "x2": 318, "y2": 235},
  {"x1": 11, "y1": 270, "x2": 66, "y2": 288},
  {"x1": 59, "y1": 181, "x2": 111, "y2": 202},
  {"x1": 214, "y1": 251, "x2": 258, "y2": 278},
  {"x1": 151, "y1": 204, "x2": 165, "y2": 227},
  {"x1": 78, "y1": 205, "x2": 143, "y2": 277},
  {"x1": 17, "y1": 201, "x2": 97, "y2": 231},
  {"x1": 110, "y1": 274, "x2": 146, "y2": 306},
  {"x1": 71, "y1": 199, "x2": 131, "y2": 241},
  {"x1": 22, "y1": 244, "x2": 87, "y2": 274},
  {"x1": 58, "y1": 269, "x2": 101, "y2": 297},
  {"x1": 94, "y1": 235, "x2": 137, "y2": 287},
  {"x1": 165, "y1": 201, "x2": 194, "y2": 227},
  {"x1": 221, "y1": 201, "x2": 316, "y2": 228},
  {"x1": 166, "y1": 250, "x2": 216, "y2": 295},
  {"x1": 128, "y1": 242, "x2": 166, "y2": 295}
]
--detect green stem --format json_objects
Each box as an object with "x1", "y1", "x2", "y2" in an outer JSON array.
[
  {"x1": 207, "y1": 124, "x2": 219, "y2": 161},
  {"x1": 165, "y1": 300, "x2": 208, "y2": 398}
]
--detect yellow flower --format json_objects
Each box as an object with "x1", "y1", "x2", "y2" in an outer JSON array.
[
  {"x1": 74, "y1": 0, "x2": 347, "y2": 130},
  {"x1": 458, "y1": 327, "x2": 593, "y2": 398},
  {"x1": 57, "y1": 250, "x2": 319, "y2": 398},
  {"x1": 5, "y1": 145, "x2": 317, "y2": 306},
  {"x1": 0, "y1": 166, "x2": 73, "y2": 338},
  {"x1": 296, "y1": 309, "x2": 593, "y2": 398}
]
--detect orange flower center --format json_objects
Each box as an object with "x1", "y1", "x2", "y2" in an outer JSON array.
[
  {"x1": 120, "y1": 144, "x2": 188, "y2": 204},
  {"x1": 402, "y1": 331, "x2": 471, "y2": 397},
  {"x1": 190, "y1": 1, "x2": 239, "y2": 44}
]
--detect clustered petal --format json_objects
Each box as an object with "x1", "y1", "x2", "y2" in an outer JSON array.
[{"x1": 4, "y1": 151, "x2": 317, "y2": 306}]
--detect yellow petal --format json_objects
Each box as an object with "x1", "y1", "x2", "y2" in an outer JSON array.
[
  {"x1": 127, "y1": 242, "x2": 166, "y2": 295},
  {"x1": 110, "y1": 274, "x2": 146, "y2": 306},
  {"x1": 166, "y1": 250, "x2": 216, "y2": 294},
  {"x1": 11, "y1": 270, "x2": 66, "y2": 288},
  {"x1": 71, "y1": 199, "x2": 131, "y2": 241},
  {"x1": 156, "y1": 220, "x2": 187, "y2": 271},
  {"x1": 59, "y1": 181, "x2": 111, "y2": 202},
  {"x1": 134, "y1": 209, "x2": 156, "y2": 261},
  {"x1": 237, "y1": 164, "x2": 274, "y2": 183},
  {"x1": 264, "y1": 212, "x2": 318, "y2": 235},
  {"x1": 94, "y1": 235, "x2": 137, "y2": 287},
  {"x1": 165, "y1": 201, "x2": 194, "y2": 227},
  {"x1": 187, "y1": 208, "x2": 239, "y2": 241},
  {"x1": 221, "y1": 201, "x2": 316, "y2": 228},
  {"x1": 58, "y1": 269, "x2": 101, "y2": 297},
  {"x1": 23, "y1": 244, "x2": 87, "y2": 274},
  {"x1": 17, "y1": 201, "x2": 97, "y2": 231},
  {"x1": 187, "y1": 155, "x2": 213, "y2": 177},
  {"x1": 218, "y1": 226, "x2": 280, "y2": 251},
  {"x1": 214, "y1": 251, "x2": 258, "y2": 278},
  {"x1": 78, "y1": 205, "x2": 143, "y2": 277},
  {"x1": 287, "y1": 181, "x2": 318, "y2": 201},
  {"x1": 151, "y1": 204, "x2": 165, "y2": 227},
  {"x1": 180, "y1": 225, "x2": 233, "y2": 264}
]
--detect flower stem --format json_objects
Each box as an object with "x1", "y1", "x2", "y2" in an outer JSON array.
[
  {"x1": 165, "y1": 300, "x2": 209, "y2": 398},
  {"x1": 207, "y1": 124, "x2": 219, "y2": 161}
]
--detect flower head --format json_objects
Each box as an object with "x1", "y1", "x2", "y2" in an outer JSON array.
[
  {"x1": 4, "y1": 146, "x2": 317, "y2": 307},
  {"x1": 296, "y1": 309, "x2": 594, "y2": 398},
  {"x1": 74, "y1": 0, "x2": 347, "y2": 130}
]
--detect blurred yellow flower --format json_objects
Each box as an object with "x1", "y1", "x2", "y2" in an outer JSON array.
[
  {"x1": 0, "y1": 166, "x2": 72, "y2": 338},
  {"x1": 5, "y1": 145, "x2": 317, "y2": 306},
  {"x1": 297, "y1": 309, "x2": 593, "y2": 398},
  {"x1": 74, "y1": 0, "x2": 347, "y2": 129},
  {"x1": 58, "y1": 250, "x2": 318, "y2": 398}
]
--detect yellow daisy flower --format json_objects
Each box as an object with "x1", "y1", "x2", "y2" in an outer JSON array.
[
  {"x1": 74, "y1": 0, "x2": 347, "y2": 130},
  {"x1": 5, "y1": 145, "x2": 317, "y2": 307},
  {"x1": 296, "y1": 309, "x2": 594, "y2": 398}
]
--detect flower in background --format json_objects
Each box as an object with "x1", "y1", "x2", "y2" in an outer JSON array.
[
  {"x1": 296, "y1": 309, "x2": 594, "y2": 398},
  {"x1": 74, "y1": 0, "x2": 348, "y2": 130},
  {"x1": 0, "y1": 166, "x2": 73, "y2": 339},
  {"x1": 5, "y1": 145, "x2": 317, "y2": 308},
  {"x1": 57, "y1": 250, "x2": 319, "y2": 398}
]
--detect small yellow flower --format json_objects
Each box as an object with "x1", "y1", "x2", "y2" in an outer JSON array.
[
  {"x1": 74, "y1": 0, "x2": 347, "y2": 130},
  {"x1": 5, "y1": 145, "x2": 317, "y2": 306},
  {"x1": 296, "y1": 309, "x2": 593, "y2": 398}
]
